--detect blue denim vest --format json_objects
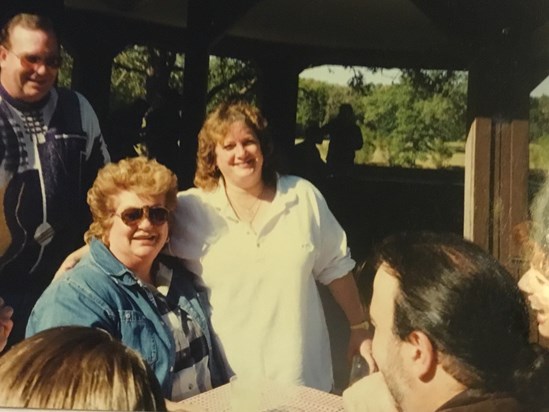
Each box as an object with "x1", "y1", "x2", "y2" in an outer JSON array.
[{"x1": 26, "y1": 238, "x2": 228, "y2": 398}]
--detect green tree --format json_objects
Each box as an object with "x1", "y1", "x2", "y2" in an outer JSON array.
[
  {"x1": 57, "y1": 46, "x2": 73, "y2": 88},
  {"x1": 530, "y1": 95, "x2": 549, "y2": 141},
  {"x1": 297, "y1": 78, "x2": 365, "y2": 132},
  {"x1": 359, "y1": 71, "x2": 467, "y2": 167},
  {"x1": 207, "y1": 57, "x2": 257, "y2": 110}
]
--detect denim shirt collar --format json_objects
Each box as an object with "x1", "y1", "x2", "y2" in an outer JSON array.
[{"x1": 88, "y1": 238, "x2": 140, "y2": 286}]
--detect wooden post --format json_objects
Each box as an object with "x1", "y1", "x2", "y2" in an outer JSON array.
[
  {"x1": 68, "y1": 29, "x2": 121, "y2": 129},
  {"x1": 256, "y1": 58, "x2": 301, "y2": 170},
  {"x1": 464, "y1": 118, "x2": 529, "y2": 277},
  {"x1": 180, "y1": 0, "x2": 210, "y2": 189}
]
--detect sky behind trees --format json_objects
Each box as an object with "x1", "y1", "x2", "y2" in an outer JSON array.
[{"x1": 299, "y1": 65, "x2": 549, "y2": 97}]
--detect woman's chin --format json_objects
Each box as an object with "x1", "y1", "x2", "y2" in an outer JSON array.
[{"x1": 538, "y1": 323, "x2": 549, "y2": 339}]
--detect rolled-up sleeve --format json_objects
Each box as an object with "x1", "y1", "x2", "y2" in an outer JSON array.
[{"x1": 310, "y1": 185, "x2": 355, "y2": 285}]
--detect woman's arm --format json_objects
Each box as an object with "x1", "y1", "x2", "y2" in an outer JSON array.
[
  {"x1": 26, "y1": 277, "x2": 115, "y2": 338},
  {"x1": 328, "y1": 273, "x2": 375, "y2": 371},
  {"x1": 54, "y1": 244, "x2": 90, "y2": 279}
]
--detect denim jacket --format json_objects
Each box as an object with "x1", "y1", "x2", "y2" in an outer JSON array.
[{"x1": 26, "y1": 238, "x2": 228, "y2": 398}]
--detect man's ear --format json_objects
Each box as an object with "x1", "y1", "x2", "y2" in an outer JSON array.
[
  {"x1": 0, "y1": 45, "x2": 8, "y2": 68},
  {"x1": 402, "y1": 330, "x2": 436, "y2": 381}
]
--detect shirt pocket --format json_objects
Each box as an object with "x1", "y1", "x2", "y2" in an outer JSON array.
[{"x1": 118, "y1": 309, "x2": 160, "y2": 367}]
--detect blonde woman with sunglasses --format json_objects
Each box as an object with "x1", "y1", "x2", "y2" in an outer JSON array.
[{"x1": 26, "y1": 157, "x2": 228, "y2": 409}]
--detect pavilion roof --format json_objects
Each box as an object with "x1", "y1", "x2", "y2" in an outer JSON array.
[{"x1": 61, "y1": 0, "x2": 549, "y2": 73}]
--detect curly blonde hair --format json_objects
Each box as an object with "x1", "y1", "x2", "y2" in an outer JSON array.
[
  {"x1": 194, "y1": 100, "x2": 277, "y2": 191},
  {"x1": 85, "y1": 157, "x2": 178, "y2": 245},
  {"x1": 513, "y1": 175, "x2": 549, "y2": 273}
]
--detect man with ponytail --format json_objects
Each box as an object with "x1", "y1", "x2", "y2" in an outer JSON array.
[{"x1": 344, "y1": 232, "x2": 549, "y2": 412}]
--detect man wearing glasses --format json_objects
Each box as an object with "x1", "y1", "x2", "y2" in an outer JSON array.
[{"x1": 0, "y1": 13, "x2": 109, "y2": 347}]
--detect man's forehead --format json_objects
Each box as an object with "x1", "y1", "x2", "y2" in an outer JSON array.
[
  {"x1": 9, "y1": 25, "x2": 58, "y2": 48},
  {"x1": 371, "y1": 263, "x2": 399, "y2": 320}
]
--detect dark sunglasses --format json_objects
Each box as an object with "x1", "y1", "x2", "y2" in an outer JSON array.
[
  {"x1": 114, "y1": 206, "x2": 170, "y2": 226},
  {"x1": 6, "y1": 48, "x2": 62, "y2": 69}
]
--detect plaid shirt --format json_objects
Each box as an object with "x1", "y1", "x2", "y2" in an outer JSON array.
[{"x1": 148, "y1": 264, "x2": 212, "y2": 401}]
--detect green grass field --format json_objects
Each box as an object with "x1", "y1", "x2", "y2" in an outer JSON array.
[{"x1": 299, "y1": 139, "x2": 549, "y2": 171}]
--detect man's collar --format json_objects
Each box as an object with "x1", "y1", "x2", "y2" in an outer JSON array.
[{"x1": 0, "y1": 83, "x2": 51, "y2": 111}]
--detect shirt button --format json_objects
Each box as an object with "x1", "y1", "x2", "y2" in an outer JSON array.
[
  {"x1": 125, "y1": 313, "x2": 131, "y2": 320},
  {"x1": 170, "y1": 366, "x2": 174, "y2": 372},
  {"x1": 188, "y1": 384, "x2": 193, "y2": 390}
]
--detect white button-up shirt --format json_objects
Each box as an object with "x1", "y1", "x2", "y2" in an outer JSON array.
[{"x1": 169, "y1": 175, "x2": 355, "y2": 391}]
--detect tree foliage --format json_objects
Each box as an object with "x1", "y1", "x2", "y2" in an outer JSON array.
[
  {"x1": 357, "y1": 70, "x2": 467, "y2": 167},
  {"x1": 59, "y1": 48, "x2": 489, "y2": 169},
  {"x1": 207, "y1": 57, "x2": 257, "y2": 110},
  {"x1": 530, "y1": 95, "x2": 549, "y2": 142},
  {"x1": 296, "y1": 78, "x2": 365, "y2": 128},
  {"x1": 296, "y1": 69, "x2": 468, "y2": 168}
]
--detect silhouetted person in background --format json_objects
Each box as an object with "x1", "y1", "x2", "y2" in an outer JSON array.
[
  {"x1": 105, "y1": 98, "x2": 148, "y2": 162},
  {"x1": 140, "y1": 88, "x2": 183, "y2": 180},
  {"x1": 290, "y1": 124, "x2": 328, "y2": 190},
  {"x1": 322, "y1": 103, "x2": 363, "y2": 176}
]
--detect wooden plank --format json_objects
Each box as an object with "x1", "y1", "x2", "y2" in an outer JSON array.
[
  {"x1": 495, "y1": 121, "x2": 509, "y2": 267},
  {"x1": 507, "y1": 120, "x2": 529, "y2": 279},
  {"x1": 465, "y1": 118, "x2": 529, "y2": 270},
  {"x1": 464, "y1": 117, "x2": 492, "y2": 249}
]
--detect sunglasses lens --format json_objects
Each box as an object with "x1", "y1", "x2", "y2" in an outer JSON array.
[
  {"x1": 149, "y1": 207, "x2": 169, "y2": 225},
  {"x1": 45, "y1": 55, "x2": 62, "y2": 68},
  {"x1": 20, "y1": 55, "x2": 37, "y2": 69},
  {"x1": 21, "y1": 54, "x2": 61, "y2": 69},
  {"x1": 120, "y1": 208, "x2": 143, "y2": 225}
]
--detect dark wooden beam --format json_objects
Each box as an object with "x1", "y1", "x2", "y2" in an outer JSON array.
[
  {"x1": 209, "y1": 0, "x2": 264, "y2": 46},
  {"x1": 179, "y1": 0, "x2": 210, "y2": 189},
  {"x1": 405, "y1": 0, "x2": 477, "y2": 50},
  {"x1": 212, "y1": 37, "x2": 470, "y2": 71},
  {"x1": 409, "y1": 0, "x2": 549, "y2": 60},
  {"x1": 64, "y1": 9, "x2": 190, "y2": 52}
]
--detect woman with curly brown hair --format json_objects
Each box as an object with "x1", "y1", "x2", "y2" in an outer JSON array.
[
  {"x1": 169, "y1": 101, "x2": 371, "y2": 392},
  {"x1": 26, "y1": 157, "x2": 228, "y2": 407}
]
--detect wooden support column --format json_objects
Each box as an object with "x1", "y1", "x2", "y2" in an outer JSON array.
[
  {"x1": 70, "y1": 37, "x2": 119, "y2": 128},
  {"x1": 465, "y1": 40, "x2": 532, "y2": 276},
  {"x1": 464, "y1": 118, "x2": 529, "y2": 274},
  {"x1": 256, "y1": 58, "x2": 301, "y2": 170},
  {"x1": 180, "y1": 0, "x2": 210, "y2": 189}
]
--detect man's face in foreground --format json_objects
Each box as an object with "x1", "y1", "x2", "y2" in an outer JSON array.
[{"x1": 370, "y1": 264, "x2": 414, "y2": 410}]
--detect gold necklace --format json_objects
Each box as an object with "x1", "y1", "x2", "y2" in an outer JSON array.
[{"x1": 227, "y1": 186, "x2": 265, "y2": 224}]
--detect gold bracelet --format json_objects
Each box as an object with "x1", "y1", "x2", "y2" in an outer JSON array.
[{"x1": 350, "y1": 320, "x2": 370, "y2": 331}]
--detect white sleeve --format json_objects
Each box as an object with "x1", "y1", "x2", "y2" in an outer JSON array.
[
  {"x1": 309, "y1": 183, "x2": 356, "y2": 285},
  {"x1": 166, "y1": 189, "x2": 210, "y2": 275}
]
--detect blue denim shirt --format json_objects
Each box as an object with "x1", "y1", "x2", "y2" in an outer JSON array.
[{"x1": 26, "y1": 238, "x2": 228, "y2": 398}]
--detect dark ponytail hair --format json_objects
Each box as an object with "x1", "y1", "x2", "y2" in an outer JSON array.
[
  {"x1": 513, "y1": 344, "x2": 549, "y2": 411},
  {"x1": 371, "y1": 232, "x2": 549, "y2": 411}
]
